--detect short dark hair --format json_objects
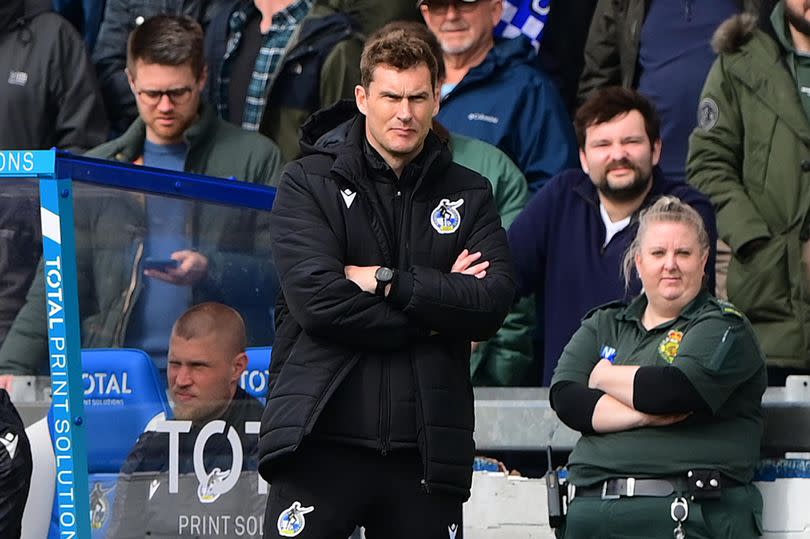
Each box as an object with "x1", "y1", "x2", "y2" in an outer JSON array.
[
  {"x1": 574, "y1": 87, "x2": 661, "y2": 149},
  {"x1": 127, "y1": 14, "x2": 205, "y2": 79},
  {"x1": 360, "y1": 22, "x2": 439, "y2": 89},
  {"x1": 375, "y1": 21, "x2": 446, "y2": 82}
]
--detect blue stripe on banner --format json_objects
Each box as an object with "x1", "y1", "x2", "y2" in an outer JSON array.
[
  {"x1": 0, "y1": 150, "x2": 54, "y2": 177},
  {"x1": 494, "y1": 0, "x2": 552, "y2": 49}
]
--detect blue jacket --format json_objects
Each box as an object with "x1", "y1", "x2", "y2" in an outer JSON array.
[
  {"x1": 437, "y1": 36, "x2": 577, "y2": 192},
  {"x1": 508, "y1": 168, "x2": 717, "y2": 385}
]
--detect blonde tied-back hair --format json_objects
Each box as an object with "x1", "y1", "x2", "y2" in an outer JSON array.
[{"x1": 621, "y1": 196, "x2": 710, "y2": 289}]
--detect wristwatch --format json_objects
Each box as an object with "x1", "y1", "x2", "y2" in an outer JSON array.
[{"x1": 374, "y1": 266, "x2": 395, "y2": 296}]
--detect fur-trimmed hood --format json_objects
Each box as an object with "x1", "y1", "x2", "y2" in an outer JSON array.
[{"x1": 712, "y1": 12, "x2": 760, "y2": 54}]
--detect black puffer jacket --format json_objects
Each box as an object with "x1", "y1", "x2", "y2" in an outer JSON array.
[
  {"x1": 258, "y1": 101, "x2": 515, "y2": 500},
  {"x1": 0, "y1": 0, "x2": 107, "y2": 151}
]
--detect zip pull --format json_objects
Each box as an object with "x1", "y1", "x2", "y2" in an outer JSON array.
[{"x1": 420, "y1": 479, "x2": 431, "y2": 494}]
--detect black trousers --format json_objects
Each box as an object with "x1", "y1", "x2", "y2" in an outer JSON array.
[{"x1": 263, "y1": 442, "x2": 463, "y2": 539}]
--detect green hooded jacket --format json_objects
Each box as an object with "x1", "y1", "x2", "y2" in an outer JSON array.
[
  {"x1": 687, "y1": 8, "x2": 810, "y2": 368},
  {"x1": 450, "y1": 132, "x2": 535, "y2": 386}
]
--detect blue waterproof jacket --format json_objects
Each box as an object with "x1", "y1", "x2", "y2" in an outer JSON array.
[{"x1": 437, "y1": 36, "x2": 577, "y2": 192}]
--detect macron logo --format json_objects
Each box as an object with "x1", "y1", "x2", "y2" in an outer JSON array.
[
  {"x1": 8, "y1": 71, "x2": 28, "y2": 86},
  {"x1": 0, "y1": 432, "x2": 18, "y2": 460},
  {"x1": 448, "y1": 523, "x2": 458, "y2": 539},
  {"x1": 340, "y1": 189, "x2": 357, "y2": 209},
  {"x1": 467, "y1": 112, "x2": 499, "y2": 124}
]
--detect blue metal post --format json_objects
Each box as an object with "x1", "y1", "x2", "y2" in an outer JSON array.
[{"x1": 39, "y1": 152, "x2": 90, "y2": 539}]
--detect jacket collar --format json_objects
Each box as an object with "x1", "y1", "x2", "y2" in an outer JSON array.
[
  {"x1": 618, "y1": 289, "x2": 713, "y2": 327},
  {"x1": 110, "y1": 102, "x2": 218, "y2": 163},
  {"x1": 448, "y1": 35, "x2": 536, "y2": 94},
  {"x1": 571, "y1": 166, "x2": 675, "y2": 218}
]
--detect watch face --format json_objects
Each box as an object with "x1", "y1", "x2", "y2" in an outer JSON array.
[{"x1": 376, "y1": 267, "x2": 394, "y2": 282}]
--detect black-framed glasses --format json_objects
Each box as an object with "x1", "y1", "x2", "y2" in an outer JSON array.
[
  {"x1": 136, "y1": 86, "x2": 194, "y2": 106},
  {"x1": 420, "y1": 0, "x2": 483, "y2": 15}
]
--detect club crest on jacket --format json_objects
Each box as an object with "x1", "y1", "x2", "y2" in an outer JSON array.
[{"x1": 431, "y1": 198, "x2": 464, "y2": 234}]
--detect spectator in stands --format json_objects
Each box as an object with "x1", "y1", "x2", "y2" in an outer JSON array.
[
  {"x1": 394, "y1": 18, "x2": 533, "y2": 385},
  {"x1": 0, "y1": 0, "x2": 107, "y2": 152},
  {"x1": 578, "y1": 0, "x2": 755, "y2": 183},
  {"x1": 204, "y1": 0, "x2": 364, "y2": 164},
  {"x1": 52, "y1": 0, "x2": 106, "y2": 50},
  {"x1": 0, "y1": 14, "x2": 282, "y2": 376},
  {"x1": 419, "y1": 0, "x2": 577, "y2": 192},
  {"x1": 93, "y1": 0, "x2": 228, "y2": 135},
  {"x1": 0, "y1": 184, "x2": 41, "y2": 351},
  {"x1": 551, "y1": 196, "x2": 765, "y2": 539},
  {"x1": 688, "y1": 0, "x2": 810, "y2": 383},
  {"x1": 258, "y1": 25, "x2": 514, "y2": 537},
  {"x1": 0, "y1": 389, "x2": 32, "y2": 539},
  {"x1": 0, "y1": 0, "x2": 106, "y2": 351},
  {"x1": 509, "y1": 87, "x2": 717, "y2": 385},
  {"x1": 107, "y1": 302, "x2": 264, "y2": 539},
  {"x1": 537, "y1": 0, "x2": 598, "y2": 114}
]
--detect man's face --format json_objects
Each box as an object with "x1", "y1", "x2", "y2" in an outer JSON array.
[
  {"x1": 167, "y1": 333, "x2": 246, "y2": 423},
  {"x1": 420, "y1": 0, "x2": 502, "y2": 56},
  {"x1": 579, "y1": 110, "x2": 661, "y2": 203},
  {"x1": 785, "y1": 0, "x2": 810, "y2": 37},
  {"x1": 127, "y1": 60, "x2": 206, "y2": 145},
  {"x1": 355, "y1": 63, "x2": 439, "y2": 167}
]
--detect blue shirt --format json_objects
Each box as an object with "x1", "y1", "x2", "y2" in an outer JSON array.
[
  {"x1": 124, "y1": 141, "x2": 191, "y2": 366},
  {"x1": 637, "y1": 0, "x2": 739, "y2": 182}
]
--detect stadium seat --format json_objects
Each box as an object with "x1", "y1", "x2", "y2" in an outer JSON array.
[
  {"x1": 240, "y1": 346, "x2": 272, "y2": 403},
  {"x1": 22, "y1": 349, "x2": 171, "y2": 539}
]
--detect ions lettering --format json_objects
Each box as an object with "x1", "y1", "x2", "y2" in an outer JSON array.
[{"x1": 0, "y1": 151, "x2": 35, "y2": 173}]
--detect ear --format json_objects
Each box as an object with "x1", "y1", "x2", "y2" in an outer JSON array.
[
  {"x1": 651, "y1": 138, "x2": 662, "y2": 167},
  {"x1": 231, "y1": 351, "x2": 247, "y2": 383},
  {"x1": 490, "y1": 0, "x2": 504, "y2": 27},
  {"x1": 126, "y1": 67, "x2": 137, "y2": 96},
  {"x1": 579, "y1": 148, "x2": 589, "y2": 175},
  {"x1": 432, "y1": 89, "x2": 440, "y2": 117},
  {"x1": 197, "y1": 65, "x2": 208, "y2": 92},
  {"x1": 355, "y1": 84, "x2": 368, "y2": 116}
]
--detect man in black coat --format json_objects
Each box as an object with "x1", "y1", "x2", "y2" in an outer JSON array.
[
  {"x1": 0, "y1": 389, "x2": 32, "y2": 539},
  {"x1": 258, "y1": 23, "x2": 515, "y2": 539}
]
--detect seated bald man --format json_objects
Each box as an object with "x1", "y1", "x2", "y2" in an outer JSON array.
[{"x1": 107, "y1": 302, "x2": 264, "y2": 539}]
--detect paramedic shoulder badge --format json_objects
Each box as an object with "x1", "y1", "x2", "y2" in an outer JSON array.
[
  {"x1": 431, "y1": 198, "x2": 464, "y2": 234},
  {"x1": 658, "y1": 330, "x2": 684, "y2": 364},
  {"x1": 698, "y1": 98, "x2": 719, "y2": 131},
  {"x1": 277, "y1": 501, "x2": 315, "y2": 537}
]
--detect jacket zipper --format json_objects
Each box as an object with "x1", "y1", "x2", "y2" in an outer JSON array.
[
  {"x1": 379, "y1": 185, "x2": 409, "y2": 456},
  {"x1": 113, "y1": 241, "x2": 144, "y2": 345}
]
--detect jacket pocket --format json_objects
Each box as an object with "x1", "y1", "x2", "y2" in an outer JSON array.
[{"x1": 726, "y1": 236, "x2": 792, "y2": 321}]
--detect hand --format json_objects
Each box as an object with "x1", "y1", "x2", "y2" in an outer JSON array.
[
  {"x1": 144, "y1": 250, "x2": 208, "y2": 286},
  {"x1": 451, "y1": 249, "x2": 489, "y2": 279},
  {"x1": 344, "y1": 265, "x2": 380, "y2": 294},
  {"x1": 0, "y1": 375, "x2": 14, "y2": 394},
  {"x1": 588, "y1": 358, "x2": 613, "y2": 390}
]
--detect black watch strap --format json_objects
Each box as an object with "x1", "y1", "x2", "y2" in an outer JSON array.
[{"x1": 374, "y1": 267, "x2": 395, "y2": 296}]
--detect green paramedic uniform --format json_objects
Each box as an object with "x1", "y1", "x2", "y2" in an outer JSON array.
[{"x1": 551, "y1": 290, "x2": 767, "y2": 538}]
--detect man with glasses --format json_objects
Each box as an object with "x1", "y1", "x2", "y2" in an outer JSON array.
[
  {"x1": 419, "y1": 0, "x2": 577, "y2": 192},
  {"x1": 0, "y1": 15, "x2": 283, "y2": 377}
]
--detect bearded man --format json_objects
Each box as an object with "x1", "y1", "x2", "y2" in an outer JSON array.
[{"x1": 508, "y1": 86, "x2": 717, "y2": 385}]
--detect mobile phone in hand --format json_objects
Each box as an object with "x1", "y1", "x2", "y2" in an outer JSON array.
[{"x1": 143, "y1": 258, "x2": 179, "y2": 271}]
